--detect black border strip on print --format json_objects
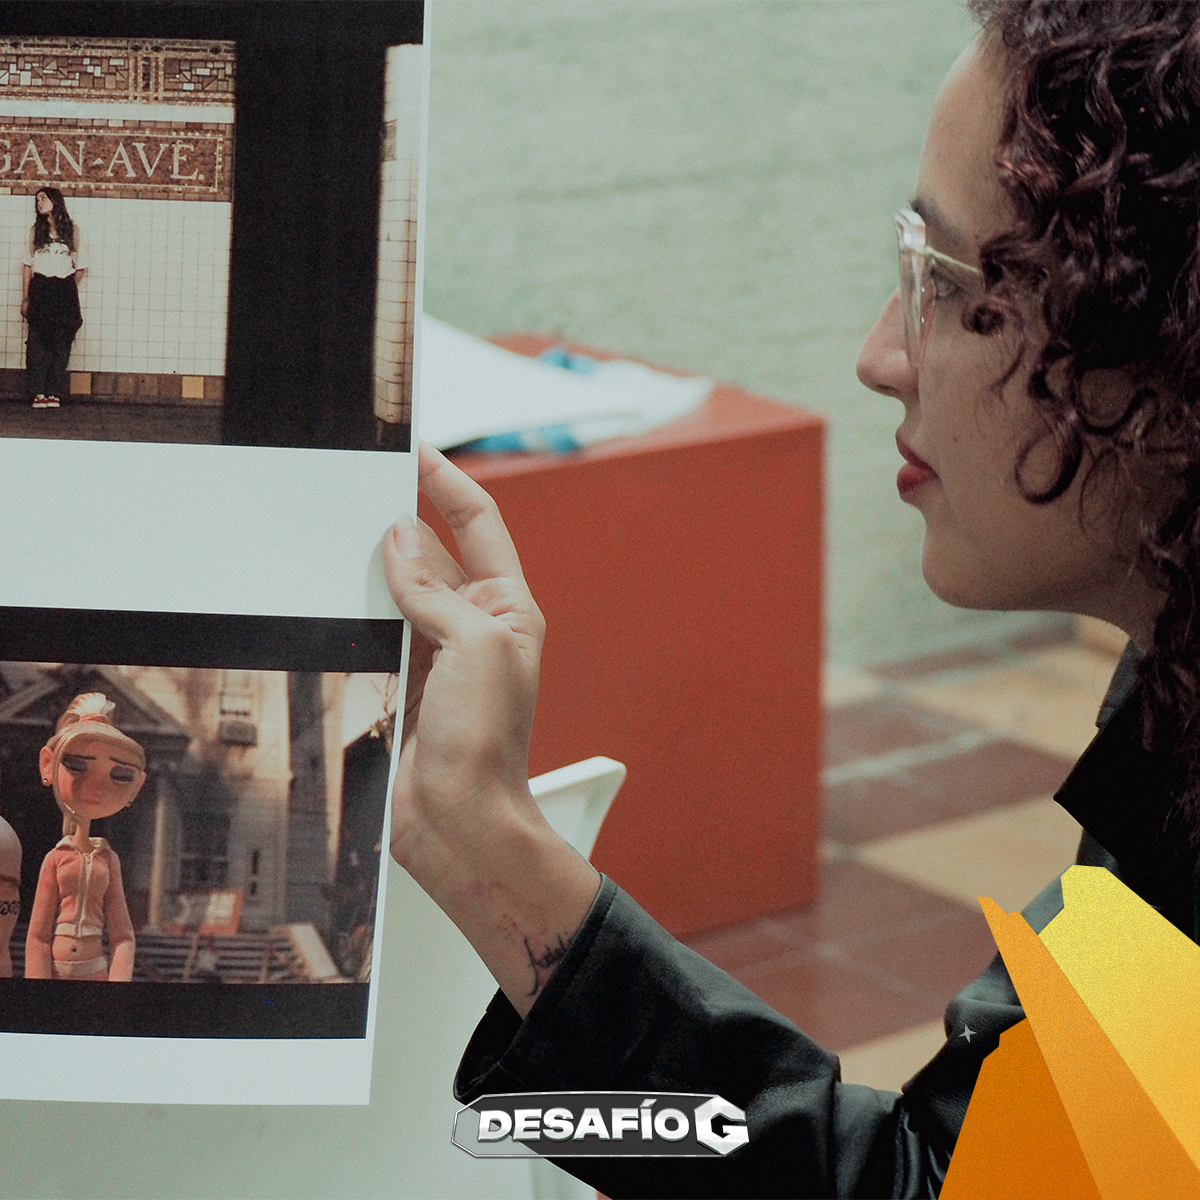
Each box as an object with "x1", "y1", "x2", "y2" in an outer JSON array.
[
  {"x1": 0, "y1": 607, "x2": 402, "y2": 673},
  {"x1": 0, "y1": 978, "x2": 370, "y2": 1039}
]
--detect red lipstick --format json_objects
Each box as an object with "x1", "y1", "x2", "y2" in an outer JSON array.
[{"x1": 896, "y1": 434, "x2": 937, "y2": 501}]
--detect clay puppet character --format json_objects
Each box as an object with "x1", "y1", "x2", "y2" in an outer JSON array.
[
  {"x1": 0, "y1": 816, "x2": 20, "y2": 978},
  {"x1": 25, "y1": 693, "x2": 145, "y2": 981}
]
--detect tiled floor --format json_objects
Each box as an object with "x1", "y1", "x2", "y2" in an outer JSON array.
[
  {"x1": 682, "y1": 623, "x2": 1125, "y2": 1092},
  {"x1": 0, "y1": 398, "x2": 221, "y2": 444}
]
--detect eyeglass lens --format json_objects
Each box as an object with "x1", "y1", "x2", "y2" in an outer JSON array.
[{"x1": 894, "y1": 211, "x2": 927, "y2": 366}]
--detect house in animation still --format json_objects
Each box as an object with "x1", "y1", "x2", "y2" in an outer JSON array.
[{"x1": 0, "y1": 662, "x2": 394, "y2": 983}]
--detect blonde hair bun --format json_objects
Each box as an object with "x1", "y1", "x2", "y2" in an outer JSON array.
[{"x1": 45, "y1": 692, "x2": 146, "y2": 771}]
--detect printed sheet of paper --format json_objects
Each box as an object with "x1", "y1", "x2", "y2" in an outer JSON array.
[{"x1": 0, "y1": 3, "x2": 425, "y2": 1105}]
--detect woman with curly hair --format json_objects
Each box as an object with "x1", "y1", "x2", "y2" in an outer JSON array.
[
  {"x1": 21, "y1": 187, "x2": 84, "y2": 410},
  {"x1": 384, "y1": 2, "x2": 1198, "y2": 1194}
]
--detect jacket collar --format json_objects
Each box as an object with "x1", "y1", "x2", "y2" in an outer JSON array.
[{"x1": 1054, "y1": 641, "x2": 1198, "y2": 938}]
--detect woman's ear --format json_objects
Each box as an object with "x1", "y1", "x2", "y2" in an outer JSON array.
[
  {"x1": 38, "y1": 745, "x2": 53, "y2": 785},
  {"x1": 1078, "y1": 367, "x2": 1143, "y2": 430}
]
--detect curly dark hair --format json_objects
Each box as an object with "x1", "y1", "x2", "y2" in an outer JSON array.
[
  {"x1": 32, "y1": 187, "x2": 75, "y2": 254},
  {"x1": 967, "y1": 0, "x2": 1200, "y2": 836}
]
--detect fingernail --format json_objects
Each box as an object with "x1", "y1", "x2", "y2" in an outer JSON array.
[{"x1": 392, "y1": 513, "x2": 423, "y2": 558}]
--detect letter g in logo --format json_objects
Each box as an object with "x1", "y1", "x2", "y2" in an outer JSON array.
[{"x1": 693, "y1": 1096, "x2": 749, "y2": 1156}]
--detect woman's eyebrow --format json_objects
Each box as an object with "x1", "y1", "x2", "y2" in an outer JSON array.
[{"x1": 910, "y1": 195, "x2": 973, "y2": 256}]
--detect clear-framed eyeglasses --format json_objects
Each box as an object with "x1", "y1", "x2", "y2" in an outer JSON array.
[{"x1": 895, "y1": 208, "x2": 984, "y2": 366}]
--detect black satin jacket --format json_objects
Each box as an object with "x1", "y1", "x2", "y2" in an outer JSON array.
[{"x1": 455, "y1": 646, "x2": 1199, "y2": 1198}]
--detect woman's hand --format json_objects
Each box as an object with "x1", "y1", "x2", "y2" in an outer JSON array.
[
  {"x1": 385, "y1": 442, "x2": 544, "y2": 867},
  {"x1": 19, "y1": 299, "x2": 27, "y2": 320},
  {"x1": 383, "y1": 443, "x2": 600, "y2": 1015}
]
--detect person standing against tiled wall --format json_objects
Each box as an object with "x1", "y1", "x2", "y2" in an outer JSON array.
[{"x1": 21, "y1": 187, "x2": 84, "y2": 410}]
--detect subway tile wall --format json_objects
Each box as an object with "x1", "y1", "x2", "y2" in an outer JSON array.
[
  {"x1": 0, "y1": 194, "x2": 230, "y2": 377},
  {"x1": 373, "y1": 44, "x2": 422, "y2": 434}
]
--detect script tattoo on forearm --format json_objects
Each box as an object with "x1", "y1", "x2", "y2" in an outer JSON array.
[{"x1": 524, "y1": 933, "x2": 571, "y2": 997}]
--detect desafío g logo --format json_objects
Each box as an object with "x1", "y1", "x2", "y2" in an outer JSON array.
[{"x1": 453, "y1": 1091, "x2": 750, "y2": 1158}]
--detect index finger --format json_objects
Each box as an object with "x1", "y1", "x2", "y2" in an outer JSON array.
[{"x1": 418, "y1": 441, "x2": 528, "y2": 584}]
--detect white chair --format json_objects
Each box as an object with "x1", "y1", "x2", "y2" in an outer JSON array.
[
  {"x1": 527, "y1": 756, "x2": 626, "y2": 858},
  {"x1": 377, "y1": 757, "x2": 625, "y2": 1199}
]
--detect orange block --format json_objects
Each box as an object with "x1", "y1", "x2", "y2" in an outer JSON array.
[
  {"x1": 942, "y1": 1018, "x2": 1100, "y2": 1200},
  {"x1": 424, "y1": 334, "x2": 825, "y2": 936}
]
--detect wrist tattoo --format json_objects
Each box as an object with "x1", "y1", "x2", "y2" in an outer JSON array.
[{"x1": 524, "y1": 933, "x2": 571, "y2": 998}]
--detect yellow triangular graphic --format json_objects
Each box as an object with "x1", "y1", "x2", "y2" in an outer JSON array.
[
  {"x1": 942, "y1": 869, "x2": 1200, "y2": 1199},
  {"x1": 971, "y1": 890, "x2": 1198, "y2": 1198},
  {"x1": 1039, "y1": 865, "x2": 1200, "y2": 1164}
]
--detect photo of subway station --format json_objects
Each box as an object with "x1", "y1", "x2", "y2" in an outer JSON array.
[
  {"x1": 0, "y1": 38, "x2": 233, "y2": 442},
  {"x1": 0, "y1": 34, "x2": 420, "y2": 449}
]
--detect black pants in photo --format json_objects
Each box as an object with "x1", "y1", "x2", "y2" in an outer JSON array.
[{"x1": 26, "y1": 274, "x2": 81, "y2": 401}]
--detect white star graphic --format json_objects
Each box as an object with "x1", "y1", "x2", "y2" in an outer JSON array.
[{"x1": 959, "y1": 1023, "x2": 977, "y2": 1044}]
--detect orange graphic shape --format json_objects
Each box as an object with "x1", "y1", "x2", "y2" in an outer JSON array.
[
  {"x1": 976, "y1": 896, "x2": 1200, "y2": 1199},
  {"x1": 940, "y1": 1017, "x2": 1101, "y2": 1200}
]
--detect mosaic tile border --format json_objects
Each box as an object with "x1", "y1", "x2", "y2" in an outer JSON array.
[
  {"x1": 0, "y1": 367, "x2": 222, "y2": 405},
  {"x1": 0, "y1": 39, "x2": 234, "y2": 105}
]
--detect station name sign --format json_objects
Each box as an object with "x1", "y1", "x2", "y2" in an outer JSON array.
[{"x1": 0, "y1": 124, "x2": 230, "y2": 201}]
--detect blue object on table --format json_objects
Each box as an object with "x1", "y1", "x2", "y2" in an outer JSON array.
[
  {"x1": 453, "y1": 350, "x2": 643, "y2": 456},
  {"x1": 454, "y1": 411, "x2": 649, "y2": 456},
  {"x1": 535, "y1": 346, "x2": 599, "y2": 374},
  {"x1": 456, "y1": 424, "x2": 584, "y2": 455}
]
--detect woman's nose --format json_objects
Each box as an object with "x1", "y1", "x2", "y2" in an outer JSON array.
[{"x1": 856, "y1": 289, "x2": 917, "y2": 400}]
